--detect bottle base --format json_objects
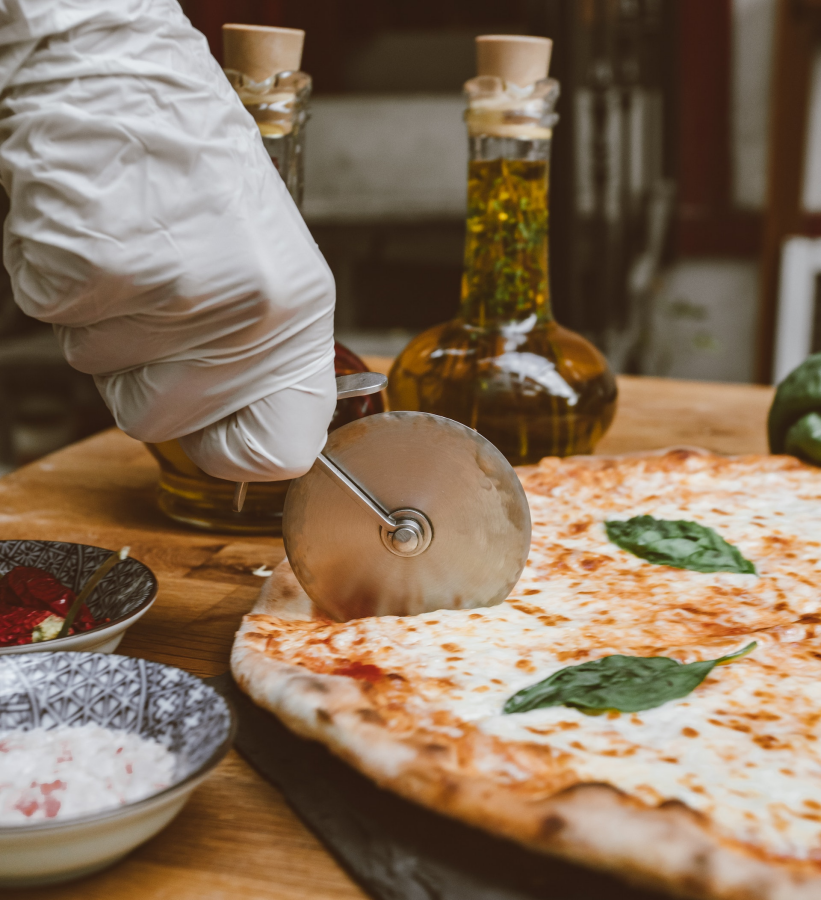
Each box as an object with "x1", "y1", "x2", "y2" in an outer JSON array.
[{"x1": 155, "y1": 473, "x2": 287, "y2": 536}]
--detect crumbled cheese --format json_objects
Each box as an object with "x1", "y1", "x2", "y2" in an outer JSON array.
[
  {"x1": 0, "y1": 724, "x2": 175, "y2": 824},
  {"x1": 31, "y1": 615, "x2": 64, "y2": 643}
]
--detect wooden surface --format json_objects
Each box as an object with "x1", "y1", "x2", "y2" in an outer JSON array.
[{"x1": 1, "y1": 368, "x2": 774, "y2": 900}]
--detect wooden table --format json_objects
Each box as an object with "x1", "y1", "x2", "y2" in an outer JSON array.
[{"x1": 1, "y1": 369, "x2": 775, "y2": 900}]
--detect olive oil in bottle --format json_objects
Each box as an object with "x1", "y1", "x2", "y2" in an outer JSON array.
[{"x1": 388, "y1": 36, "x2": 616, "y2": 465}]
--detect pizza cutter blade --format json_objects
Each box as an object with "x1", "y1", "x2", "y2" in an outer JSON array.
[{"x1": 278, "y1": 375, "x2": 532, "y2": 621}]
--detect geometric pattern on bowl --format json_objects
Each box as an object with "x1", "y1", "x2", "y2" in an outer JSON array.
[
  {"x1": 0, "y1": 653, "x2": 234, "y2": 785},
  {"x1": 0, "y1": 540, "x2": 157, "y2": 630}
]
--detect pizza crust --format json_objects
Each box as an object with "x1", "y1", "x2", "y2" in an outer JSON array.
[{"x1": 253, "y1": 558, "x2": 316, "y2": 620}]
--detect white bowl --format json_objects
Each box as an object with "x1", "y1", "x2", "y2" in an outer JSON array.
[
  {"x1": 0, "y1": 652, "x2": 235, "y2": 886},
  {"x1": 0, "y1": 540, "x2": 158, "y2": 656}
]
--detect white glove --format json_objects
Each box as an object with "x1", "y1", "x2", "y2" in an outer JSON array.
[{"x1": 0, "y1": 0, "x2": 336, "y2": 481}]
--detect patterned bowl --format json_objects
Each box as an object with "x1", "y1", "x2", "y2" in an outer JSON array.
[
  {"x1": 0, "y1": 540, "x2": 158, "y2": 655},
  {"x1": 0, "y1": 652, "x2": 235, "y2": 886}
]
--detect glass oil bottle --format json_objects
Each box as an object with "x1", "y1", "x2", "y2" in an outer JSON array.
[{"x1": 388, "y1": 36, "x2": 616, "y2": 465}]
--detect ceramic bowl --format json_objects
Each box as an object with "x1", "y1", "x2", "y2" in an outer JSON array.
[
  {"x1": 0, "y1": 651, "x2": 235, "y2": 886},
  {"x1": 0, "y1": 540, "x2": 158, "y2": 655}
]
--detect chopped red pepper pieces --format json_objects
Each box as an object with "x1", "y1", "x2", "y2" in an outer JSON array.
[
  {"x1": 40, "y1": 780, "x2": 66, "y2": 795},
  {"x1": 0, "y1": 566, "x2": 99, "y2": 646},
  {"x1": 14, "y1": 797, "x2": 38, "y2": 818},
  {"x1": 43, "y1": 794, "x2": 62, "y2": 818}
]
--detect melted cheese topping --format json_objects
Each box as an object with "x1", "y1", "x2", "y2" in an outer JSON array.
[{"x1": 248, "y1": 452, "x2": 821, "y2": 861}]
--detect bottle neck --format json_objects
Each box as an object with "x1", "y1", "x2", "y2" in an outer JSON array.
[
  {"x1": 459, "y1": 136, "x2": 553, "y2": 328},
  {"x1": 225, "y1": 69, "x2": 311, "y2": 209}
]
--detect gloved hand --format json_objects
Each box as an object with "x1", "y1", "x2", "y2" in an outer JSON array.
[{"x1": 0, "y1": 0, "x2": 336, "y2": 482}]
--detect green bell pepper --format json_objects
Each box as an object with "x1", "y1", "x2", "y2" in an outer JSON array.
[{"x1": 768, "y1": 354, "x2": 821, "y2": 464}]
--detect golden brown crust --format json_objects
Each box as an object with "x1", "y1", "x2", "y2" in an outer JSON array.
[{"x1": 232, "y1": 450, "x2": 821, "y2": 900}]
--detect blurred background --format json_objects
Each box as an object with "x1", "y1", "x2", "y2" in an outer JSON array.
[{"x1": 1, "y1": 0, "x2": 819, "y2": 470}]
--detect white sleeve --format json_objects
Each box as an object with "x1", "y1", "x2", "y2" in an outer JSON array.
[{"x1": 0, "y1": 0, "x2": 336, "y2": 481}]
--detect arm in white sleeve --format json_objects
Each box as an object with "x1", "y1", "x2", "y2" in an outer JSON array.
[{"x1": 0, "y1": 0, "x2": 336, "y2": 481}]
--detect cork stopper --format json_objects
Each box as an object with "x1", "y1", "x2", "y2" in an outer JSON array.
[
  {"x1": 222, "y1": 24, "x2": 305, "y2": 82},
  {"x1": 475, "y1": 35, "x2": 552, "y2": 87}
]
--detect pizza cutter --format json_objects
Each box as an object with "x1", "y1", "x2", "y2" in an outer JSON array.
[{"x1": 233, "y1": 373, "x2": 531, "y2": 620}]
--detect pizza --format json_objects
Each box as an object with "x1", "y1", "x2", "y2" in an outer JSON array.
[{"x1": 232, "y1": 450, "x2": 821, "y2": 899}]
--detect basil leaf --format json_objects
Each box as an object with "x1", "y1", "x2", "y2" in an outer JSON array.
[
  {"x1": 504, "y1": 642, "x2": 756, "y2": 715},
  {"x1": 605, "y1": 515, "x2": 755, "y2": 574}
]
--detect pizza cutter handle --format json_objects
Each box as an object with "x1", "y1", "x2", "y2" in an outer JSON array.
[
  {"x1": 232, "y1": 372, "x2": 389, "y2": 513},
  {"x1": 315, "y1": 449, "x2": 431, "y2": 557},
  {"x1": 315, "y1": 453, "x2": 397, "y2": 530},
  {"x1": 334, "y1": 371, "x2": 388, "y2": 399}
]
